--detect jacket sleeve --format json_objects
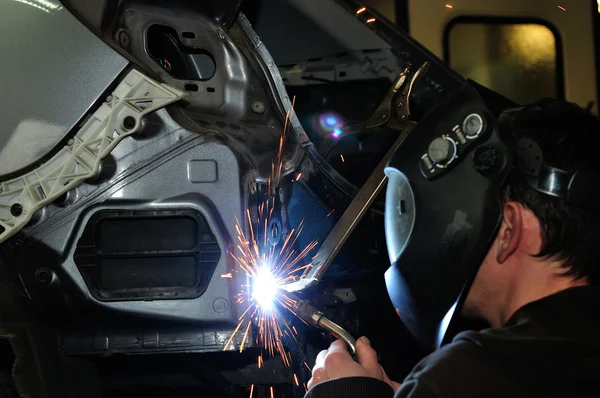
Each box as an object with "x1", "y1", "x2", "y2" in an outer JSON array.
[
  {"x1": 304, "y1": 377, "x2": 394, "y2": 398},
  {"x1": 305, "y1": 341, "x2": 488, "y2": 398},
  {"x1": 304, "y1": 376, "x2": 443, "y2": 398}
]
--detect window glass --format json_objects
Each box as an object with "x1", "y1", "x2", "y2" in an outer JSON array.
[{"x1": 446, "y1": 21, "x2": 561, "y2": 104}]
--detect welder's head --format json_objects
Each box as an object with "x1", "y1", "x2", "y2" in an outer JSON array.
[
  {"x1": 383, "y1": 85, "x2": 600, "y2": 350},
  {"x1": 463, "y1": 99, "x2": 600, "y2": 322}
]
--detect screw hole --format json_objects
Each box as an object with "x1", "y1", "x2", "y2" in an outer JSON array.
[
  {"x1": 10, "y1": 204, "x2": 22, "y2": 217},
  {"x1": 35, "y1": 268, "x2": 53, "y2": 286},
  {"x1": 207, "y1": 87, "x2": 216, "y2": 93},
  {"x1": 250, "y1": 99, "x2": 266, "y2": 114},
  {"x1": 185, "y1": 84, "x2": 199, "y2": 92},
  {"x1": 181, "y1": 31, "x2": 196, "y2": 39},
  {"x1": 123, "y1": 116, "x2": 136, "y2": 130},
  {"x1": 118, "y1": 30, "x2": 130, "y2": 48}
]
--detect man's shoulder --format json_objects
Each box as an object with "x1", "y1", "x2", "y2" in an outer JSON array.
[
  {"x1": 410, "y1": 339, "x2": 491, "y2": 376},
  {"x1": 402, "y1": 337, "x2": 533, "y2": 398}
]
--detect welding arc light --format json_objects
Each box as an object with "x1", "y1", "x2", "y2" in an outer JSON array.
[
  {"x1": 319, "y1": 113, "x2": 342, "y2": 132},
  {"x1": 252, "y1": 267, "x2": 279, "y2": 312}
]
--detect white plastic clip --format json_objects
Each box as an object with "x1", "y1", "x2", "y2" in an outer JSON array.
[{"x1": 0, "y1": 69, "x2": 187, "y2": 243}]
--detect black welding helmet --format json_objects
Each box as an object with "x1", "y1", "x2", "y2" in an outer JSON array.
[
  {"x1": 385, "y1": 83, "x2": 600, "y2": 349},
  {"x1": 383, "y1": 83, "x2": 514, "y2": 349}
]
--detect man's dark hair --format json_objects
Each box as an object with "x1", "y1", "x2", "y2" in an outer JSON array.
[{"x1": 498, "y1": 98, "x2": 600, "y2": 284}]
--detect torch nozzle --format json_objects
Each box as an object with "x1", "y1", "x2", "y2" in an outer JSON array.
[{"x1": 284, "y1": 291, "x2": 357, "y2": 355}]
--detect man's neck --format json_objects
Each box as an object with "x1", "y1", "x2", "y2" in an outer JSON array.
[{"x1": 494, "y1": 273, "x2": 589, "y2": 328}]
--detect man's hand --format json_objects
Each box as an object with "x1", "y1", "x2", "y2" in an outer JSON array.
[{"x1": 308, "y1": 337, "x2": 402, "y2": 392}]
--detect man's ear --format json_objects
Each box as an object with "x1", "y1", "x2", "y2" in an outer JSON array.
[{"x1": 496, "y1": 202, "x2": 523, "y2": 264}]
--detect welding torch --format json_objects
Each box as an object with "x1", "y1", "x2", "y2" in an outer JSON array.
[{"x1": 284, "y1": 291, "x2": 357, "y2": 355}]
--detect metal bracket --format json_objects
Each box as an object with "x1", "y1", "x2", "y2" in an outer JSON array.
[{"x1": 280, "y1": 49, "x2": 403, "y2": 87}]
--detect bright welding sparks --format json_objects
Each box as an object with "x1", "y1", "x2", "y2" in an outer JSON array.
[
  {"x1": 228, "y1": 210, "x2": 316, "y2": 362},
  {"x1": 225, "y1": 96, "x2": 319, "y2": 369},
  {"x1": 340, "y1": 154, "x2": 345, "y2": 162},
  {"x1": 304, "y1": 361, "x2": 312, "y2": 372},
  {"x1": 249, "y1": 384, "x2": 255, "y2": 397},
  {"x1": 356, "y1": 7, "x2": 366, "y2": 14},
  {"x1": 445, "y1": 4, "x2": 453, "y2": 8},
  {"x1": 221, "y1": 272, "x2": 233, "y2": 278},
  {"x1": 557, "y1": 5, "x2": 566, "y2": 11},
  {"x1": 296, "y1": 172, "x2": 302, "y2": 181},
  {"x1": 366, "y1": 18, "x2": 376, "y2": 23}
]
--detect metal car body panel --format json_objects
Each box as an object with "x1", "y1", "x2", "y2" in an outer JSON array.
[
  {"x1": 0, "y1": 0, "x2": 128, "y2": 177},
  {"x1": 0, "y1": 0, "x2": 466, "y2": 360}
]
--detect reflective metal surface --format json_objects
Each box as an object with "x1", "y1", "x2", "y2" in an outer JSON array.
[
  {"x1": 4, "y1": 109, "x2": 245, "y2": 330},
  {"x1": 533, "y1": 164, "x2": 573, "y2": 198},
  {"x1": 0, "y1": 0, "x2": 128, "y2": 176}
]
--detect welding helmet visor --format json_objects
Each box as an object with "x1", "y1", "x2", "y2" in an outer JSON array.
[{"x1": 383, "y1": 84, "x2": 514, "y2": 349}]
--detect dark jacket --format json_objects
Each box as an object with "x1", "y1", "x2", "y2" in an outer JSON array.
[{"x1": 306, "y1": 286, "x2": 600, "y2": 398}]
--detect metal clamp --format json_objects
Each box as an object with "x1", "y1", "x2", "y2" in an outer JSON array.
[
  {"x1": 363, "y1": 65, "x2": 411, "y2": 130},
  {"x1": 319, "y1": 61, "x2": 429, "y2": 157},
  {"x1": 394, "y1": 62, "x2": 430, "y2": 123}
]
